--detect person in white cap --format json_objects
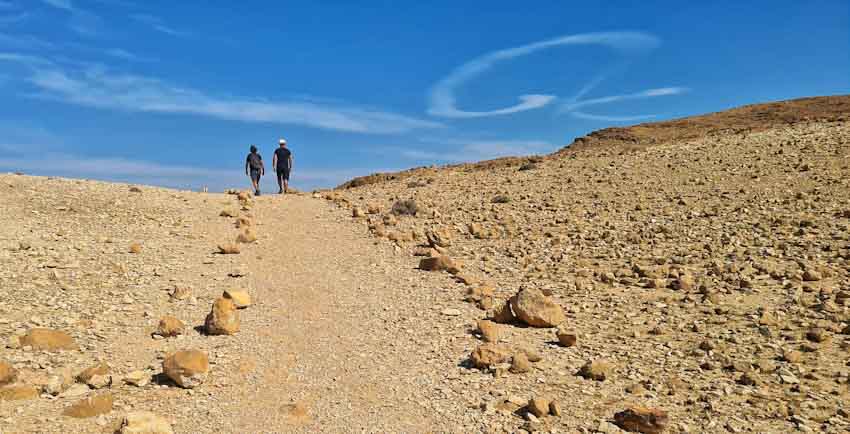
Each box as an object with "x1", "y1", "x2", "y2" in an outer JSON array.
[{"x1": 272, "y1": 138, "x2": 293, "y2": 194}]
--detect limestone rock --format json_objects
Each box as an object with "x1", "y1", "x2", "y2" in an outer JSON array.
[
  {"x1": 217, "y1": 244, "x2": 241, "y2": 254},
  {"x1": 20, "y1": 328, "x2": 78, "y2": 351},
  {"x1": 63, "y1": 393, "x2": 114, "y2": 418},
  {"x1": 578, "y1": 360, "x2": 612, "y2": 381},
  {"x1": 0, "y1": 361, "x2": 16, "y2": 386},
  {"x1": 223, "y1": 289, "x2": 251, "y2": 309},
  {"x1": 155, "y1": 316, "x2": 185, "y2": 337},
  {"x1": 613, "y1": 406, "x2": 669, "y2": 433},
  {"x1": 162, "y1": 350, "x2": 208, "y2": 388},
  {"x1": 121, "y1": 411, "x2": 174, "y2": 434},
  {"x1": 204, "y1": 297, "x2": 240, "y2": 335},
  {"x1": 510, "y1": 288, "x2": 565, "y2": 328},
  {"x1": 0, "y1": 385, "x2": 39, "y2": 401}
]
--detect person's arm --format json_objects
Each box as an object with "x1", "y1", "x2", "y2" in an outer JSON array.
[
  {"x1": 260, "y1": 156, "x2": 265, "y2": 175},
  {"x1": 272, "y1": 152, "x2": 278, "y2": 170},
  {"x1": 245, "y1": 156, "x2": 249, "y2": 176},
  {"x1": 288, "y1": 154, "x2": 293, "y2": 171}
]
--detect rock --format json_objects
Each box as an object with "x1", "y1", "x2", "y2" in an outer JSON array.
[
  {"x1": 441, "y1": 308, "x2": 461, "y2": 316},
  {"x1": 236, "y1": 228, "x2": 257, "y2": 243},
  {"x1": 613, "y1": 406, "x2": 669, "y2": 433},
  {"x1": 556, "y1": 328, "x2": 577, "y2": 347},
  {"x1": 236, "y1": 190, "x2": 252, "y2": 201},
  {"x1": 805, "y1": 327, "x2": 828, "y2": 343},
  {"x1": 129, "y1": 243, "x2": 142, "y2": 254},
  {"x1": 162, "y1": 350, "x2": 209, "y2": 388},
  {"x1": 217, "y1": 244, "x2": 241, "y2": 254},
  {"x1": 515, "y1": 346, "x2": 543, "y2": 362},
  {"x1": 204, "y1": 297, "x2": 240, "y2": 335},
  {"x1": 470, "y1": 343, "x2": 512, "y2": 369},
  {"x1": 155, "y1": 316, "x2": 185, "y2": 337},
  {"x1": 20, "y1": 328, "x2": 78, "y2": 351},
  {"x1": 426, "y1": 228, "x2": 452, "y2": 247},
  {"x1": 490, "y1": 300, "x2": 516, "y2": 324},
  {"x1": 510, "y1": 352, "x2": 531, "y2": 374},
  {"x1": 352, "y1": 207, "x2": 365, "y2": 218},
  {"x1": 121, "y1": 411, "x2": 174, "y2": 434},
  {"x1": 219, "y1": 208, "x2": 237, "y2": 217},
  {"x1": 61, "y1": 383, "x2": 90, "y2": 398},
  {"x1": 235, "y1": 216, "x2": 253, "y2": 228},
  {"x1": 77, "y1": 363, "x2": 109, "y2": 383},
  {"x1": 802, "y1": 269, "x2": 822, "y2": 282},
  {"x1": 783, "y1": 349, "x2": 803, "y2": 364},
  {"x1": 549, "y1": 400, "x2": 562, "y2": 417},
  {"x1": 129, "y1": 186, "x2": 142, "y2": 193},
  {"x1": 419, "y1": 256, "x2": 461, "y2": 274},
  {"x1": 87, "y1": 374, "x2": 112, "y2": 389},
  {"x1": 510, "y1": 288, "x2": 565, "y2": 328},
  {"x1": 672, "y1": 274, "x2": 696, "y2": 291},
  {"x1": 578, "y1": 360, "x2": 612, "y2": 381},
  {"x1": 0, "y1": 361, "x2": 17, "y2": 386},
  {"x1": 223, "y1": 289, "x2": 251, "y2": 309},
  {"x1": 63, "y1": 393, "x2": 114, "y2": 418},
  {"x1": 0, "y1": 385, "x2": 39, "y2": 401},
  {"x1": 527, "y1": 397, "x2": 550, "y2": 418},
  {"x1": 466, "y1": 286, "x2": 495, "y2": 302},
  {"x1": 123, "y1": 370, "x2": 149, "y2": 387},
  {"x1": 477, "y1": 320, "x2": 501, "y2": 342}
]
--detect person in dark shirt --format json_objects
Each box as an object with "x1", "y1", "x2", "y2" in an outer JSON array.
[
  {"x1": 272, "y1": 138, "x2": 293, "y2": 194},
  {"x1": 245, "y1": 145, "x2": 264, "y2": 196}
]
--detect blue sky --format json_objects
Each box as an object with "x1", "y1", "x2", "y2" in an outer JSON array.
[{"x1": 0, "y1": 1, "x2": 848, "y2": 191}]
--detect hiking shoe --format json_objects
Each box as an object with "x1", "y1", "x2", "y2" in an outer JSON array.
[{"x1": 255, "y1": 189, "x2": 261, "y2": 196}]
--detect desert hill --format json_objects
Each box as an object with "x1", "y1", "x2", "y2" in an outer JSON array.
[{"x1": 1, "y1": 96, "x2": 849, "y2": 433}]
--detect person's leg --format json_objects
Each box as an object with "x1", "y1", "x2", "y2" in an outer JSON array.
[
  {"x1": 283, "y1": 169, "x2": 290, "y2": 193},
  {"x1": 276, "y1": 169, "x2": 284, "y2": 194}
]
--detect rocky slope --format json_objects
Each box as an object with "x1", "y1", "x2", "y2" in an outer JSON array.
[{"x1": 325, "y1": 96, "x2": 850, "y2": 433}]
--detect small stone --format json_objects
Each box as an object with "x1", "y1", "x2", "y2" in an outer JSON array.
[
  {"x1": 805, "y1": 328, "x2": 828, "y2": 343},
  {"x1": 477, "y1": 320, "x2": 501, "y2": 343},
  {"x1": 121, "y1": 411, "x2": 174, "y2": 434},
  {"x1": 510, "y1": 353, "x2": 531, "y2": 374},
  {"x1": 204, "y1": 297, "x2": 240, "y2": 335},
  {"x1": 61, "y1": 383, "x2": 90, "y2": 398},
  {"x1": 510, "y1": 288, "x2": 566, "y2": 328},
  {"x1": 527, "y1": 397, "x2": 550, "y2": 418},
  {"x1": 783, "y1": 350, "x2": 803, "y2": 364},
  {"x1": 169, "y1": 286, "x2": 191, "y2": 301},
  {"x1": 490, "y1": 300, "x2": 516, "y2": 324},
  {"x1": 556, "y1": 328, "x2": 577, "y2": 347},
  {"x1": 123, "y1": 371, "x2": 149, "y2": 387},
  {"x1": 802, "y1": 269, "x2": 822, "y2": 282},
  {"x1": 63, "y1": 393, "x2": 114, "y2": 418},
  {"x1": 470, "y1": 343, "x2": 512, "y2": 369},
  {"x1": 217, "y1": 244, "x2": 241, "y2": 254},
  {"x1": 613, "y1": 406, "x2": 669, "y2": 434},
  {"x1": 219, "y1": 208, "x2": 237, "y2": 217},
  {"x1": 155, "y1": 316, "x2": 185, "y2": 337},
  {"x1": 578, "y1": 360, "x2": 612, "y2": 381},
  {"x1": 223, "y1": 289, "x2": 251, "y2": 309},
  {"x1": 419, "y1": 256, "x2": 461, "y2": 274},
  {"x1": 548, "y1": 400, "x2": 562, "y2": 417},
  {"x1": 441, "y1": 308, "x2": 461, "y2": 316},
  {"x1": 672, "y1": 274, "x2": 696, "y2": 291},
  {"x1": 128, "y1": 243, "x2": 142, "y2": 254},
  {"x1": 236, "y1": 228, "x2": 257, "y2": 244},
  {"x1": 162, "y1": 350, "x2": 209, "y2": 388},
  {"x1": 87, "y1": 374, "x2": 112, "y2": 389},
  {"x1": 0, "y1": 361, "x2": 17, "y2": 386}
]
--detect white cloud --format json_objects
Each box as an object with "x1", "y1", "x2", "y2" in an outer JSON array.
[
  {"x1": 130, "y1": 13, "x2": 188, "y2": 37},
  {"x1": 104, "y1": 48, "x2": 153, "y2": 62},
  {"x1": 394, "y1": 139, "x2": 554, "y2": 163},
  {"x1": 561, "y1": 86, "x2": 689, "y2": 112},
  {"x1": 427, "y1": 31, "x2": 660, "y2": 118},
  {"x1": 0, "y1": 53, "x2": 441, "y2": 134}
]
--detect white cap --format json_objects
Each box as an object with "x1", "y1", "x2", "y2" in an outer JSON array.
[{"x1": 279, "y1": 138, "x2": 287, "y2": 144}]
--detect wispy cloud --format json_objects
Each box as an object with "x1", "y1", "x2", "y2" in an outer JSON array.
[
  {"x1": 130, "y1": 13, "x2": 187, "y2": 37},
  {"x1": 104, "y1": 48, "x2": 153, "y2": 62},
  {"x1": 392, "y1": 138, "x2": 554, "y2": 163},
  {"x1": 559, "y1": 86, "x2": 689, "y2": 120},
  {"x1": 0, "y1": 53, "x2": 441, "y2": 134},
  {"x1": 427, "y1": 31, "x2": 660, "y2": 119}
]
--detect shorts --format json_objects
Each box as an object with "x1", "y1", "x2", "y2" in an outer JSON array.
[
  {"x1": 276, "y1": 167, "x2": 290, "y2": 182},
  {"x1": 249, "y1": 168, "x2": 262, "y2": 182}
]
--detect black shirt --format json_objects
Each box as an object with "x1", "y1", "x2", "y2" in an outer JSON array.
[
  {"x1": 246, "y1": 153, "x2": 263, "y2": 170},
  {"x1": 274, "y1": 147, "x2": 292, "y2": 170}
]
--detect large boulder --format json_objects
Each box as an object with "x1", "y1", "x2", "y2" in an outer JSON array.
[
  {"x1": 509, "y1": 288, "x2": 565, "y2": 328},
  {"x1": 20, "y1": 328, "x2": 78, "y2": 351},
  {"x1": 62, "y1": 393, "x2": 114, "y2": 418},
  {"x1": 204, "y1": 297, "x2": 240, "y2": 335},
  {"x1": 162, "y1": 350, "x2": 208, "y2": 388},
  {"x1": 121, "y1": 411, "x2": 174, "y2": 434}
]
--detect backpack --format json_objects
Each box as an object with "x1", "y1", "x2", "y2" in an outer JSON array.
[{"x1": 247, "y1": 153, "x2": 262, "y2": 170}]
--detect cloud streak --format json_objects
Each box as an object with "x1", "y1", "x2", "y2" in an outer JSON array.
[
  {"x1": 130, "y1": 14, "x2": 187, "y2": 37},
  {"x1": 427, "y1": 31, "x2": 660, "y2": 118},
  {"x1": 0, "y1": 53, "x2": 441, "y2": 134},
  {"x1": 393, "y1": 138, "x2": 554, "y2": 163}
]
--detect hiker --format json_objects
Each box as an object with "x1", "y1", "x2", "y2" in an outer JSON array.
[
  {"x1": 272, "y1": 138, "x2": 293, "y2": 194},
  {"x1": 245, "y1": 145, "x2": 264, "y2": 196}
]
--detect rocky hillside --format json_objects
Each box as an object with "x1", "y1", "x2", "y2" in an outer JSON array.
[{"x1": 325, "y1": 97, "x2": 850, "y2": 433}]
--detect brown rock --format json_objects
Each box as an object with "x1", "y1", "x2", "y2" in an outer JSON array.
[
  {"x1": 549, "y1": 400, "x2": 562, "y2": 417},
  {"x1": 783, "y1": 349, "x2": 803, "y2": 364},
  {"x1": 223, "y1": 289, "x2": 251, "y2": 309},
  {"x1": 466, "y1": 286, "x2": 495, "y2": 302},
  {"x1": 806, "y1": 327, "x2": 828, "y2": 343},
  {"x1": 477, "y1": 319, "x2": 501, "y2": 342},
  {"x1": 121, "y1": 411, "x2": 174, "y2": 434},
  {"x1": 510, "y1": 288, "x2": 565, "y2": 328},
  {"x1": 128, "y1": 243, "x2": 142, "y2": 254},
  {"x1": 77, "y1": 363, "x2": 109, "y2": 383},
  {"x1": 426, "y1": 228, "x2": 452, "y2": 247},
  {"x1": 672, "y1": 273, "x2": 696, "y2": 291},
  {"x1": 169, "y1": 286, "x2": 191, "y2": 301},
  {"x1": 217, "y1": 243, "x2": 241, "y2": 254},
  {"x1": 219, "y1": 208, "x2": 237, "y2": 217},
  {"x1": 63, "y1": 393, "x2": 114, "y2": 418},
  {"x1": 155, "y1": 316, "x2": 185, "y2": 337},
  {"x1": 235, "y1": 216, "x2": 253, "y2": 228},
  {"x1": 470, "y1": 343, "x2": 512, "y2": 369},
  {"x1": 802, "y1": 269, "x2": 822, "y2": 282},
  {"x1": 0, "y1": 361, "x2": 17, "y2": 386},
  {"x1": 510, "y1": 352, "x2": 531, "y2": 374},
  {"x1": 162, "y1": 350, "x2": 209, "y2": 388},
  {"x1": 577, "y1": 360, "x2": 612, "y2": 381},
  {"x1": 527, "y1": 397, "x2": 550, "y2": 418},
  {"x1": 556, "y1": 328, "x2": 577, "y2": 347},
  {"x1": 205, "y1": 297, "x2": 240, "y2": 335},
  {"x1": 490, "y1": 300, "x2": 516, "y2": 324},
  {"x1": 0, "y1": 385, "x2": 39, "y2": 401},
  {"x1": 418, "y1": 255, "x2": 461, "y2": 274},
  {"x1": 613, "y1": 406, "x2": 669, "y2": 434},
  {"x1": 236, "y1": 228, "x2": 257, "y2": 243},
  {"x1": 20, "y1": 328, "x2": 78, "y2": 351}
]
